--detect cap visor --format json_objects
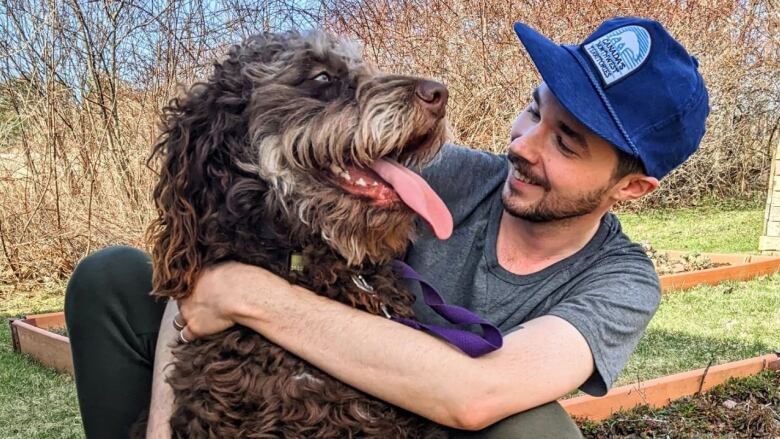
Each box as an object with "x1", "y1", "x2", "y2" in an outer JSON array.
[{"x1": 513, "y1": 22, "x2": 635, "y2": 158}]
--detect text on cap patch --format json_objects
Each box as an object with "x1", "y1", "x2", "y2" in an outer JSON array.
[{"x1": 583, "y1": 25, "x2": 652, "y2": 86}]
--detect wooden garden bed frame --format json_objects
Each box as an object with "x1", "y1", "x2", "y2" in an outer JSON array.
[
  {"x1": 659, "y1": 251, "x2": 780, "y2": 292},
  {"x1": 7, "y1": 251, "x2": 780, "y2": 419},
  {"x1": 561, "y1": 352, "x2": 780, "y2": 421},
  {"x1": 9, "y1": 311, "x2": 73, "y2": 376}
]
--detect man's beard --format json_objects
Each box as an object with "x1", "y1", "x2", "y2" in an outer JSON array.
[{"x1": 503, "y1": 154, "x2": 611, "y2": 223}]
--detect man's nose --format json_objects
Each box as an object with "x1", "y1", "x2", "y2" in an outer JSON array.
[{"x1": 509, "y1": 124, "x2": 544, "y2": 164}]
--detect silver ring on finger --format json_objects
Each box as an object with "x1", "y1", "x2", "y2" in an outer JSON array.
[
  {"x1": 178, "y1": 329, "x2": 190, "y2": 344},
  {"x1": 173, "y1": 314, "x2": 185, "y2": 331}
]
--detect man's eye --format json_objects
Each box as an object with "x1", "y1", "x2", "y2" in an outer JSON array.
[
  {"x1": 312, "y1": 72, "x2": 332, "y2": 82},
  {"x1": 527, "y1": 107, "x2": 540, "y2": 120},
  {"x1": 556, "y1": 135, "x2": 576, "y2": 156}
]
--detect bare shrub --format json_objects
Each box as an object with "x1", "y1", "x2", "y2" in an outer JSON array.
[
  {"x1": 0, "y1": 0, "x2": 777, "y2": 282},
  {"x1": 0, "y1": 0, "x2": 316, "y2": 281},
  {"x1": 322, "y1": 0, "x2": 780, "y2": 208}
]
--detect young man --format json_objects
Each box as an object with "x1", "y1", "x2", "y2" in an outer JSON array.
[{"x1": 65, "y1": 17, "x2": 709, "y2": 438}]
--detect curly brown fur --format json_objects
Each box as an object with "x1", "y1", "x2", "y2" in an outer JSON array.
[{"x1": 142, "y1": 31, "x2": 450, "y2": 438}]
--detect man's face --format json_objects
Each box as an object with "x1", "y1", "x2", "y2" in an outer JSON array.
[{"x1": 502, "y1": 83, "x2": 621, "y2": 223}]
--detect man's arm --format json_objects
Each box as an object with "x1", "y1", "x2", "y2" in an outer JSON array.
[
  {"x1": 178, "y1": 263, "x2": 594, "y2": 430},
  {"x1": 146, "y1": 300, "x2": 178, "y2": 438}
]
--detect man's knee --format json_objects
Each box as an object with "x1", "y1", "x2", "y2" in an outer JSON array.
[
  {"x1": 64, "y1": 245, "x2": 152, "y2": 320},
  {"x1": 450, "y1": 401, "x2": 582, "y2": 439}
]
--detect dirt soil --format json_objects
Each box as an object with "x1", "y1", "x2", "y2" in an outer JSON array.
[
  {"x1": 577, "y1": 370, "x2": 780, "y2": 438},
  {"x1": 642, "y1": 244, "x2": 730, "y2": 276},
  {"x1": 47, "y1": 326, "x2": 68, "y2": 337}
]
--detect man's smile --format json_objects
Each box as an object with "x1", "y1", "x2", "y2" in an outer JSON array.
[{"x1": 507, "y1": 153, "x2": 548, "y2": 191}]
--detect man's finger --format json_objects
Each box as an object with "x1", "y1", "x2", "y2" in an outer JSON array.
[
  {"x1": 178, "y1": 326, "x2": 196, "y2": 344},
  {"x1": 172, "y1": 313, "x2": 186, "y2": 330}
]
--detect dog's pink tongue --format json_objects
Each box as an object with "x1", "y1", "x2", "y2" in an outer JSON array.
[{"x1": 371, "y1": 159, "x2": 453, "y2": 240}]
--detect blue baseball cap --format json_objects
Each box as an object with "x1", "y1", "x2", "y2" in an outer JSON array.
[{"x1": 513, "y1": 17, "x2": 710, "y2": 179}]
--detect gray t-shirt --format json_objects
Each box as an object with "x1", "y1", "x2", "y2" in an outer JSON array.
[{"x1": 404, "y1": 144, "x2": 661, "y2": 396}]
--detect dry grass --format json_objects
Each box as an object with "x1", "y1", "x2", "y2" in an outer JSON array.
[
  {"x1": 0, "y1": 0, "x2": 777, "y2": 283},
  {"x1": 324, "y1": 0, "x2": 780, "y2": 205}
]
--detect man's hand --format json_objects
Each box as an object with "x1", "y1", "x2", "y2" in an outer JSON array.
[
  {"x1": 177, "y1": 262, "x2": 285, "y2": 341},
  {"x1": 147, "y1": 264, "x2": 293, "y2": 437}
]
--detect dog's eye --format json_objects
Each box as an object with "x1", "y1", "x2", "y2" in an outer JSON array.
[{"x1": 312, "y1": 72, "x2": 332, "y2": 83}]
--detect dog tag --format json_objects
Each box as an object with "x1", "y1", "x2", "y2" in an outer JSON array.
[{"x1": 289, "y1": 253, "x2": 305, "y2": 272}]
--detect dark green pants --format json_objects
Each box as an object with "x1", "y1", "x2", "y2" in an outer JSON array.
[{"x1": 64, "y1": 246, "x2": 582, "y2": 438}]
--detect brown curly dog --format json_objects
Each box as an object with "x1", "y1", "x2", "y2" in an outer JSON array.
[{"x1": 144, "y1": 31, "x2": 452, "y2": 438}]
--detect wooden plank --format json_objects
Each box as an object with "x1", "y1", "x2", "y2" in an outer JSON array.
[
  {"x1": 767, "y1": 221, "x2": 780, "y2": 237},
  {"x1": 8, "y1": 318, "x2": 25, "y2": 352},
  {"x1": 660, "y1": 257, "x2": 780, "y2": 292},
  {"x1": 762, "y1": 151, "x2": 779, "y2": 235},
  {"x1": 11, "y1": 320, "x2": 73, "y2": 376},
  {"x1": 760, "y1": 236, "x2": 780, "y2": 253},
  {"x1": 660, "y1": 251, "x2": 777, "y2": 264},
  {"x1": 561, "y1": 354, "x2": 780, "y2": 421},
  {"x1": 26, "y1": 311, "x2": 66, "y2": 330}
]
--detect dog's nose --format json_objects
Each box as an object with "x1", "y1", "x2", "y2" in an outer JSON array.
[{"x1": 415, "y1": 80, "x2": 448, "y2": 116}]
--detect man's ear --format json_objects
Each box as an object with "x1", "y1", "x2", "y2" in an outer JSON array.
[{"x1": 612, "y1": 174, "x2": 660, "y2": 202}]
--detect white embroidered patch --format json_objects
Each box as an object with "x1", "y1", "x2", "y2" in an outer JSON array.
[{"x1": 584, "y1": 25, "x2": 652, "y2": 86}]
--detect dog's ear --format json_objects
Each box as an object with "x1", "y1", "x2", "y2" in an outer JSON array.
[{"x1": 146, "y1": 50, "x2": 252, "y2": 300}]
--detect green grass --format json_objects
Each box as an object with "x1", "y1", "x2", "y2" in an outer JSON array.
[
  {"x1": 0, "y1": 281, "x2": 71, "y2": 317},
  {"x1": 0, "y1": 205, "x2": 772, "y2": 436},
  {"x1": 0, "y1": 281, "x2": 83, "y2": 439},
  {"x1": 617, "y1": 206, "x2": 764, "y2": 253},
  {"x1": 617, "y1": 274, "x2": 780, "y2": 386},
  {"x1": 612, "y1": 205, "x2": 775, "y2": 385}
]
